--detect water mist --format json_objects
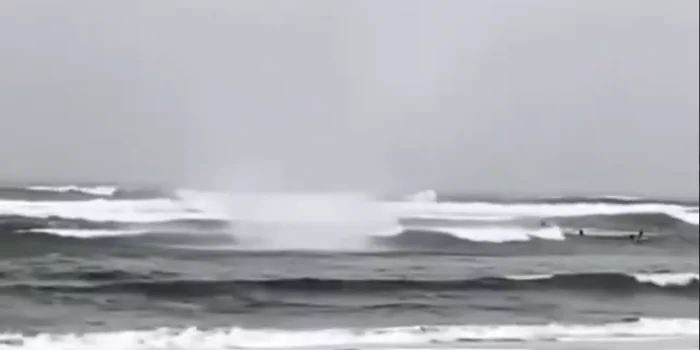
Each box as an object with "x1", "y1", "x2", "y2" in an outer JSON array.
[{"x1": 220, "y1": 192, "x2": 403, "y2": 250}]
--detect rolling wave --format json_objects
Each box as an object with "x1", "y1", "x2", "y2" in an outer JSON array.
[
  {"x1": 3, "y1": 271, "x2": 697, "y2": 297},
  {"x1": 551, "y1": 212, "x2": 695, "y2": 230},
  {"x1": 1, "y1": 224, "x2": 690, "y2": 251},
  {"x1": 0, "y1": 187, "x2": 696, "y2": 248},
  {"x1": 0, "y1": 214, "x2": 695, "y2": 249},
  {"x1": 389, "y1": 200, "x2": 698, "y2": 226}
]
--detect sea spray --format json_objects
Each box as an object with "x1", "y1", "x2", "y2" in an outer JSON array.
[{"x1": 220, "y1": 192, "x2": 402, "y2": 250}]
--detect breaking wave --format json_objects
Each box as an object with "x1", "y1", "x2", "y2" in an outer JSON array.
[
  {"x1": 390, "y1": 225, "x2": 567, "y2": 242},
  {"x1": 0, "y1": 318, "x2": 696, "y2": 349},
  {"x1": 0, "y1": 187, "x2": 696, "y2": 249}
]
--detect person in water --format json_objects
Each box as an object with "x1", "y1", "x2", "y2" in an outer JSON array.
[
  {"x1": 578, "y1": 229, "x2": 585, "y2": 236},
  {"x1": 629, "y1": 230, "x2": 644, "y2": 241}
]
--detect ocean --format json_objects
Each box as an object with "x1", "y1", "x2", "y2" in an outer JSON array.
[{"x1": 0, "y1": 186, "x2": 697, "y2": 350}]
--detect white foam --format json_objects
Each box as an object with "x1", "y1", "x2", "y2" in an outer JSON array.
[
  {"x1": 407, "y1": 213, "x2": 519, "y2": 222},
  {"x1": 633, "y1": 273, "x2": 699, "y2": 287},
  {"x1": 0, "y1": 318, "x2": 695, "y2": 350},
  {"x1": 505, "y1": 274, "x2": 555, "y2": 281},
  {"x1": 24, "y1": 228, "x2": 147, "y2": 238},
  {"x1": 400, "y1": 225, "x2": 566, "y2": 242},
  {"x1": 0, "y1": 198, "x2": 226, "y2": 223},
  {"x1": 542, "y1": 194, "x2": 643, "y2": 201},
  {"x1": 384, "y1": 201, "x2": 700, "y2": 225},
  {"x1": 503, "y1": 272, "x2": 699, "y2": 287},
  {"x1": 599, "y1": 195, "x2": 643, "y2": 200},
  {"x1": 27, "y1": 185, "x2": 117, "y2": 197},
  {"x1": 670, "y1": 210, "x2": 699, "y2": 226}
]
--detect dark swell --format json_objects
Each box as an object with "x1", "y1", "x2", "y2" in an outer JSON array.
[{"x1": 3, "y1": 272, "x2": 696, "y2": 298}]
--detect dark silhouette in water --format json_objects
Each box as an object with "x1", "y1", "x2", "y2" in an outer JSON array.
[
  {"x1": 629, "y1": 230, "x2": 644, "y2": 242},
  {"x1": 578, "y1": 229, "x2": 585, "y2": 236}
]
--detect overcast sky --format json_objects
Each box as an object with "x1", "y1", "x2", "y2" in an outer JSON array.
[{"x1": 0, "y1": 0, "x2": 697, "y2": 198}]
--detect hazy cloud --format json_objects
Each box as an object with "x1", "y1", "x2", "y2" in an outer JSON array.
[{"x1": 0, "y1": 0, "x2": 697, "y2": 198}]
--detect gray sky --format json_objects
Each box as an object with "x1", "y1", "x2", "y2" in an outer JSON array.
[{"x1": 0, "y1": 0, "x2": 697, "y2": 198}]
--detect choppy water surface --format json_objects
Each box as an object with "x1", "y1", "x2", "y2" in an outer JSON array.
[{"x1": 0, "y1": 186, "x2": 697, "y2": 349}]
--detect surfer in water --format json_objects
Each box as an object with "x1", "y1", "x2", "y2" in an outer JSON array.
[{"x1": 629, "y1": 230, "x2": 644, "y2": 242}]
